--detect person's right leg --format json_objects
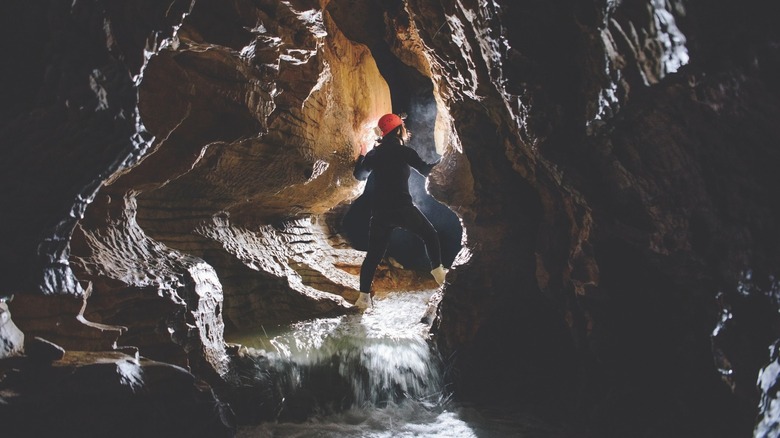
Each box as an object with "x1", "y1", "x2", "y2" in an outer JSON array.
[
  {"x1": 398, "y1": 206, "x2": 442, "y2": 269},
  {"x1": 359, "y1": 214, "x2": 394, "y2": 293},
  {"x1": 398, "y1": 206, "x2": 447, "y2": 285}
]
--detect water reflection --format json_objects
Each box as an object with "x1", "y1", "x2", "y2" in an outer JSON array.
[{"x1": 237, "y1": 401, "x2": 478, "y2": 437}]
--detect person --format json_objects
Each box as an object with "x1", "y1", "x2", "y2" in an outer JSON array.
[{"x1": 352, "y1": 113, "x2": 447, "y2": 310}]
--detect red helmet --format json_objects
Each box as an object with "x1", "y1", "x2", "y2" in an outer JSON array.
[{"x1": 377, "y1": 113, "x2": 403, "y2": 137}]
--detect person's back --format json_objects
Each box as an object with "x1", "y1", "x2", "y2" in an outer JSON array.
[{"x1": 355, "y1": 136, "x2": 434, "y2": 212}]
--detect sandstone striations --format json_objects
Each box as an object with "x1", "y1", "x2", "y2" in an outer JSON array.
[{"x1": 1, "y1": 0, "x2": 779, "y2": 436}]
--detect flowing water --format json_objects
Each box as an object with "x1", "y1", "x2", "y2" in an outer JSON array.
[{"x1": 228, "y1": 290, "x2": 569, "y2": 437}]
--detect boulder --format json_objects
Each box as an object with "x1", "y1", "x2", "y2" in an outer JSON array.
[{"x1": 0, "y1": 300, "x2": 24, "y2": 359}]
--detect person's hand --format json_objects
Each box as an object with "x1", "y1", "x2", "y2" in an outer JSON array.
[{"x1": 360, "y1": 142, "x2": 370, "y2": 156}]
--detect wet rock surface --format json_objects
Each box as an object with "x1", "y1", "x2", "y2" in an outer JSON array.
[
  {"x1": 1, "y1": 0, "x2": 779, "y2": 436},
  {"x1": 0, "y1": 351, "x2": 234, "y2": 438},
  {"x1": 0, "y1": 301, "x2": 24, "y2": 359},
  {"x1": 756, "y1": 340, "x2": 780, "y2": 437}
]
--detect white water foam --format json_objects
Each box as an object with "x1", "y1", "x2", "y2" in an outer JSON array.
[{"x1": 231, "y1": 290, "x2": 569, "y2": 437}]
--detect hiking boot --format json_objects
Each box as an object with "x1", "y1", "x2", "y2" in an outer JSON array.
[
  {"x1": 431, "y1": 265, "x2": 447, "y2": 286},
  {"x1": 355, "y1": 292, "x2": 373, "y2": 310}
]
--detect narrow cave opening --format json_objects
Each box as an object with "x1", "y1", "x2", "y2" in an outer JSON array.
[
  {"x1": 215, "y1": 6, "x2": 473, "y2": 424},
  {"x1": 333, "y1": 7, "x2": 462, "y2": 271}
]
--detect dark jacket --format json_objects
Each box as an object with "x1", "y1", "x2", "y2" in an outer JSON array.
[{"x1": 353, "y1": 136, "x2": 437, "y2": 211}]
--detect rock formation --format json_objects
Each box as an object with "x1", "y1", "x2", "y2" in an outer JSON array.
[
  {"x1": 1, "y1": 0, "x2": 779, "y2": 436},
  {"x1": 0, "y1": 299, "x2": 24, "y2": 358},
  {"x1": 0, "y1": 351, "x2": 234, "y2": 437}
]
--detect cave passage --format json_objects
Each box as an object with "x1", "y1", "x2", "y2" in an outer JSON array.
[
  {"x1": 340, "y1": 34, "x2": 462, "y2": 271},
  {"x1": 221, "y1": 8, "x2": 471, "y2": 432}
]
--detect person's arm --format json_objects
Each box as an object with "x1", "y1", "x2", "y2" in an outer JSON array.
[
  {"x1": 405, "y1": 147, "x2": 440, "y2": 177},
  {"x1": 353, "y1": 146, "x2": 374, "y2": 181}
]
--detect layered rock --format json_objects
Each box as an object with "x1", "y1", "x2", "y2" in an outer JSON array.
[
  {"x1": 386, "y1": 0, "x2": 780, "y2": 435},
  {"x1": 4, "y1": 0, "x2": 393, "y2": 376},
  {"x1": 1, "y1": 0, "x2": 779, "y2": 436}
]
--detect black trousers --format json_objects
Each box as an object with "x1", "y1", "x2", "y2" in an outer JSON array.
[{"x1": 359, "y1": 205, "x2": 442, "y2": 293}]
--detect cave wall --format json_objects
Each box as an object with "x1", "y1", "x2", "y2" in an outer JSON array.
[
  {"x1": 69, "y1": 0, "x2": 394, "y2": 353},
  {"x1": 382, "y1": 0, "x2": 780, "y2": 434},
  {"x1": 2, "y1": 0, "x2": 780, "y2": 436},
  {"x1": 2, "y1": 0, "x2": 393, "y2": 373}
]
